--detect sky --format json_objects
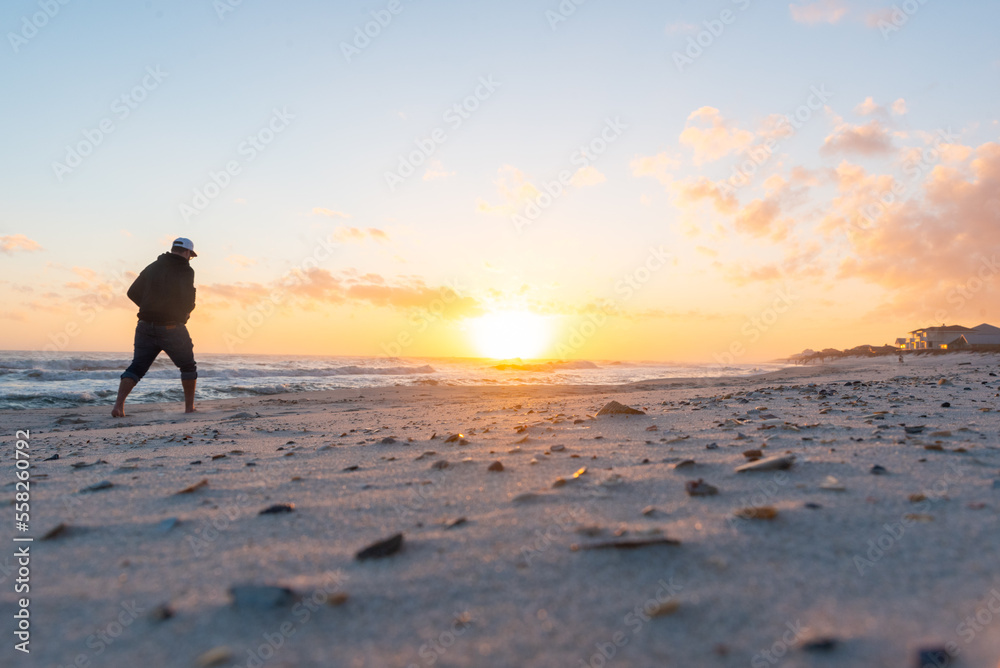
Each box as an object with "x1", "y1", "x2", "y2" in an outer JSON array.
[{"x1": 1, "y1": 0, "x2": 999, "y2": 363}]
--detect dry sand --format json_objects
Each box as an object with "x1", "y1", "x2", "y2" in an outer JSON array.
[{"x1": 2, "y1": 354, "x2": 999, "y2": 668}]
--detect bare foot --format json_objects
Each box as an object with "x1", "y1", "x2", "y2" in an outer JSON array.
[
  {"x1": 185, "y1": 407, "x2": 197, "y2": 414},
  {"x1": 112, "y1": 405, "x2": 126, "y2": 417}
]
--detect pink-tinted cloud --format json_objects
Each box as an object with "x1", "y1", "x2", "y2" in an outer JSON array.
[
  {"x1": 789, "y1": 0, "x2": 849, "y2": 24},
  {"x1": 821, "y1": 118, "x2": 895, "y2": 156},
  {"x1": 679, "y1": 107, "x2": 754, "y2": 165},
  {"x1": 0, "y1": 234, "x2": 42, "y2": 254}
]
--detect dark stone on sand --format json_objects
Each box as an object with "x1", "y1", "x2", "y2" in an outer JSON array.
[
  {"x1": 259, "y1": 503, "x2": 295, "y2": 515},
  {"x1": 229, "y1": 585, "x2": 297, "y2": 609},
  {"x1": 579, "y1": 537, "x2": 680, "y2": 550},
  {"x1": 915, "y1": 648, "x2": 951, "y2": 668},
  {"x1": 80, "y1": 480, "x2": 113, "y2": 493},
  {"x1": 685, "y1": 479, "x2": 718, "y2": 497},
  {"x1": 343, "y1": 465, "x2": 360, "y2": 471},
  {"x1": 804, "y1": 502, "x2": 823, "y2": 509},
  {"x1": 596, "y1": 401, "x2": 645, "y2": 416},
  {"x1": 356, "y1": 533, "x2": 404, "y2": 561},
  {"x1": 158, "y1": 518, "x2": 180, "y2": 532},
  {"x1": 941, "y1": 402, "x2": 951, "y2": 408},
  {"x1": 446, "y1": 517, "x2": 467, "y2": 529},
  {"x1": 487, "y1": 461, "x2": 504, "y2": 472},
  {"x1": 43, "y1": 453, "x2": 59, "y2": 461},
  {"x1": 150, "y1": 603, "x2": 174, "y2": 621},
  {"x1": 871, "y1": 465, "x2": 888, "y2": 475},
  {"x1": 802, "y1": 638, "x2": 838, "y2": 652},
  {"x1": 380, "y1": 437, "x2": 397, "y2": 444},
  {"x1": 41, "y1": 523, "x2": 71, "y2": 540}
]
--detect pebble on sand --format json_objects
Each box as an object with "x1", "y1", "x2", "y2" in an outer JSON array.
[
  {"x1": 229, "y1": 585, "x2": 297, "y2": 609},
  {"x1": 487, "y1": 461, "x2": 504, "y2": 472},
  {"x1": 174, "y1": 479, "x2": 209, "y2": 495},
  {"x1": 80, "y1": 480, "x2": 113, "y2": 493},
  {"x1": 735, "y1": 455, "x2": 795, "y2": 473},
  {"x1": 196, "y1": 646, "x2": 233, "y2": 667},
  {"x1": 596, "y1": 401, "x2": 645, "y2": 416},
  {"x1": 356, "y1": 533, "x2": 404, "y2": 560},
  {"x1": 259, "y1": 503, "x2": 295, "y2": 515},
  {"x1": 685, "y1": 479, "x2": 719, "y2": 497},
  {"x1": 734, "y1": 506, "x2": 778, "y2": 520}
]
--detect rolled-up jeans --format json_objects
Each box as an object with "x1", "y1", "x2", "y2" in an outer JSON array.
[{"x1": 121, "y1": 321, "x2": 198, "y2": 382}]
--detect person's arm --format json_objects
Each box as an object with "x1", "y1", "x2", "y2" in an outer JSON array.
[
  {"x1": 126, "y1": 269, "x2": 147, "y2": 307},
  {"x1": 185, "y1": 268, "x2": 196, "y2": 314}
]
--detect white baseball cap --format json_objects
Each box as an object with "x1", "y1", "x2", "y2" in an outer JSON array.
[{"x1": 172, "y1": 237, "x2": 198, "y2": 257}]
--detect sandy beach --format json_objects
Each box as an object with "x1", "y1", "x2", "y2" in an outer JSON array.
[{"x1": 2, "y1": 353, "x2": 999, "y2": 668}]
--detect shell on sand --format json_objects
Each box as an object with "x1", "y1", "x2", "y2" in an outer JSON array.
[{"x1": 735, "y1": 455, "x2": 796, "y2": 473}]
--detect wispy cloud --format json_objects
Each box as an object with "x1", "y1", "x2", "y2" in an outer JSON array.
[
  {"x1": 789, "y1": 0, "x2": 850, "y2": 25},
  {"x1": 0, "y1": 234, "x2": 42, "y2": 254}
]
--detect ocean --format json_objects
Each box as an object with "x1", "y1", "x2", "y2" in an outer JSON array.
[{"x1": 0, "y1": 351, "x2": 784, "y2": 411}]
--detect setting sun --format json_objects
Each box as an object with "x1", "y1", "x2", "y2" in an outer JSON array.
[{"x1": 468, "y1": 311, "x2": 553, "y2": 359}]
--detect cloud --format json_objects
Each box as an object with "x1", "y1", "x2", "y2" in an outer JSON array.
[
  {"x1": 208, "y1": 269, "x2": 481, "y2": 319},
  {"x1": 821, "y1": 118, "x2": 895, "y2": 156},
  {"x1": 679, "y1": 107, "x2": 754, "y2": 165},
  {"x1": 789, "y1": 0, "x2": 850, "y2": 24},
  {"x1": 570, "y1": 165, "x2": 606, "y2": 188},
  {"x1": 312, "y1": 208, "x2": 351, "y2": 219},
  {"x1": 0, "y1": 234, "x2": 42, "y2": 254},
  {"x1": 671, "y1": 176, "x2": 739, "y2": 214},
  {"x1": 331, "y1": 227, "x2": 390, "y2": 244},
  {"x1": 891, "y1": 98, "x2": 908, "y2": 115},
  {"x1": 631, "y1": 152, "x2": 681, "y2": 186},
  {"x1": 227, "y1": 255, "x2": 257, "y2": 268},
  {"x1": 825, "y1": 142, "x2": 1000, "y2": 317},
  {"x1": 423, "y1": 160, "x2": 456, "y2": 182},
  {"x1": 476, "y1": 165, "x2": 545, "y2": 215},
  {"x1": 665, "y1": 21, "x2": 698, "y2": 34}
]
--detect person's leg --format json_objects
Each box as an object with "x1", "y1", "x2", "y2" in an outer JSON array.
[
  {"x1": 113, "y1": 322, "x2": 161, "y2": 417},
  {"x1": 163, "y1": 325, "x2": 198, "y2": 413}
]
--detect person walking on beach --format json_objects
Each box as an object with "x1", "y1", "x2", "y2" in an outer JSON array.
[{"x1": 112, "y1": 238, "x2": 199, "y2": 417}]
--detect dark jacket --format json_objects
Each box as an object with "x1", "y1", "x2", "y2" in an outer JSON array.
[{"x1": 127, "y1": 252, "x2": 196, "y2": 324}]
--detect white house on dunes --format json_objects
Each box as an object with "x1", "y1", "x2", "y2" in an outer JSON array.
[{"x1": 898, "y1": 323, "x2": 1000, "y2": 350}]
